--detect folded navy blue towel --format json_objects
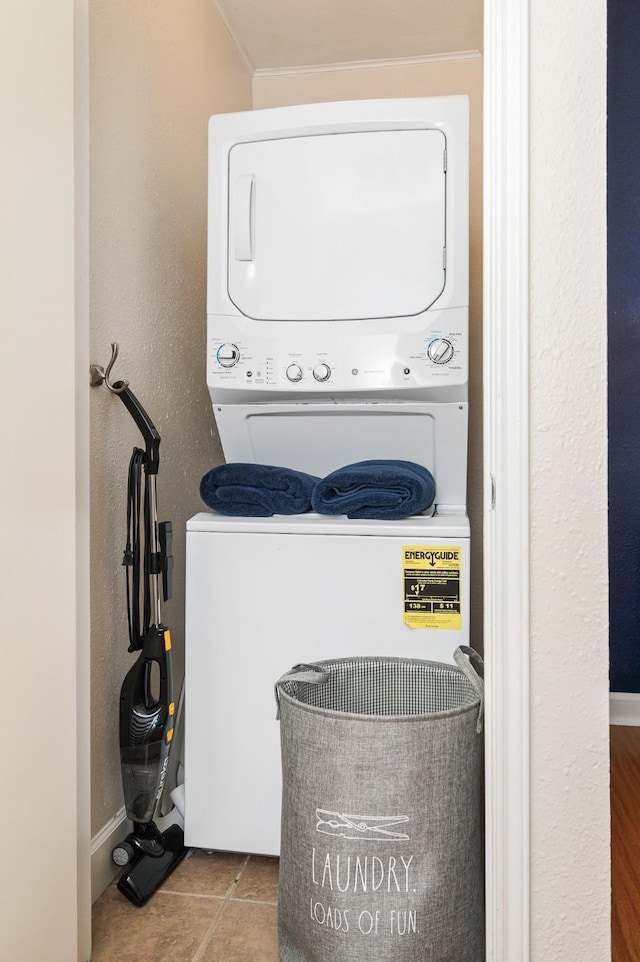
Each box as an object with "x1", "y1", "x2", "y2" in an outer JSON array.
[
  {"x1": 311, "y1": 459, "x2": 436, "y2": 520},
  {"x1": 200, "y1": 462, "x2": 320, "y2": 517}
]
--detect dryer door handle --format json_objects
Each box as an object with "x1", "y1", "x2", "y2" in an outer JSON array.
[{"x1": 234, "y1": 173, "x2": 254, "y2": 262}]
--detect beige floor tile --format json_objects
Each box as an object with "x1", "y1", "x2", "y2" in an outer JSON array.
[
  {"x1": 91, "y1": 884, "x2": 222, "y2": 962},
  {"x1": 233, "y1": 855, "x2": 279, "y2": 903},
  {"x1": 199, "y1": 900, "x2": 279, "y2": 962},
  {"x1": 160, "y1": 849, "x2": 245, "y2": 897}
]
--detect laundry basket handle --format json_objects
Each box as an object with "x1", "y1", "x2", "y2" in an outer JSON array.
[
  {"x1": 274, "y1": 663, "x2": 330, "y2": 719},
  {"x1": 453, "y1": 646, "x2": 484, "y2": 734}
]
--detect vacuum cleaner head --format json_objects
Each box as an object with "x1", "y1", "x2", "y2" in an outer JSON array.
[{"x1": 115, "y1": 823, "x2": 187, "y2": 907}]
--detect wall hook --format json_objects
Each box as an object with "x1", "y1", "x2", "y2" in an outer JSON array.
[{"x1": 89, "y1": 342, "x2": 129, "y2": 394}]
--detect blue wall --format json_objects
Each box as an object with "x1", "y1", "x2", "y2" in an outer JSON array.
[{"x1": 608, "y1": 1, "x2": 640, "y2": 691}]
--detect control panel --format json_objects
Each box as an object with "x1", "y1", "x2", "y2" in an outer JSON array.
[{"x1": 207, "y1": 307, "x2": 468, "y2": 404}]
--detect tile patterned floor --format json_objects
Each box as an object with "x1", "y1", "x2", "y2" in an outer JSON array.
[{"x1": 91, "y1": 851, "x2": 279, "y2": 962}]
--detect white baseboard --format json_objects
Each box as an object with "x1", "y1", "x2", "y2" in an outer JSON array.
[
  {"x1": 610, "y1": 691, "x2": 640, "y2": 726},
  {"x1": 90, "y1": 807, "x2": 131, "y2": 904}
]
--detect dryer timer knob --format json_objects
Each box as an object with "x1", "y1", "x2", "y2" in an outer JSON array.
[
  {"x1": 217, "y1": 343, "x2": 240, "y2": 368},
  {"x1": 427, "y1": 337, "x2": 454, "y2": 364}
]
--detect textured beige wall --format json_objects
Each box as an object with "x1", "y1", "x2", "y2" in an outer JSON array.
[
  {"x1": 529, "y1": 0, "x2": 610, "y2": 956},
  {"x1": 89, "y1": 0, "x2": 251, "y2": 834},
  {"x1": 254, "y1": 57, "x2": 484, "y2": 649}
]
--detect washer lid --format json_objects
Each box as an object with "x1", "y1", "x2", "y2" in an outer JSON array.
[
  {"x1": 187, "y1": 510, "x2": 470, "y2": 538},
  {"x1": 227, "y1": 129, "x2": 446, "y2": 322}
]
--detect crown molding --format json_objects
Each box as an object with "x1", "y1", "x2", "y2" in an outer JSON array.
[{"x1": 254, "y1": 50, "x2": 482, "y2": 79}]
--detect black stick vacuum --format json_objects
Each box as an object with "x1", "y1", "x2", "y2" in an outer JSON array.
[{"x1": 94, "y1": 347, "x2": 187, "y2": 906}]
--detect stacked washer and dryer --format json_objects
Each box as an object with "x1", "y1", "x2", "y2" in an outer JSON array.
[{"x1": 184, "y1": 97, "x2": 470, "y2": 857}]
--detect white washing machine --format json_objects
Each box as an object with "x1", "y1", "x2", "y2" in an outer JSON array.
[
  {"x1": 184, "y1": 97, "x2": 470, "y2": 855},
  {"x1": 185, "y1": 508, "x2": 469, "y2": 856}
]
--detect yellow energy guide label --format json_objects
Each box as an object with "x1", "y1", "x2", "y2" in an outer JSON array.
[{"x1": 402, "y1": 545, "x2": 462, "y2": 630}]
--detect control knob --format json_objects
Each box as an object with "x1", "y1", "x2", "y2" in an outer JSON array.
[
  {"x1": 313, "y1": 363, "x2": 331, "y2": 382},
  {"x1": 286, "y1": 363, "x2": 303, "y2": 383},
  {"x1": 427, "y1": 337, "x2": 454, "y2": 364},
  {"x1": 217, "y1": 343, "x2": 240, "y2": 368}
]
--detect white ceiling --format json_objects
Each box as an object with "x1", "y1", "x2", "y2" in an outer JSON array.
[{"x1": 213, "y1": 0, "x2": 483, "y2": 72}]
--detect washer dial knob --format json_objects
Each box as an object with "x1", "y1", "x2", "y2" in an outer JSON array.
[
  {"x1": 313, "y1": 363, "x2": 331, "y2": 382},
  {"x1": 217, "y1": 343, "x2": 240, "y2": 368},
  {"x1": 427, "y1": 337, "x2": 454, "y2": 364},
  {"x1": 286, "y1": 363, "x2": 303, "y2": 383}
]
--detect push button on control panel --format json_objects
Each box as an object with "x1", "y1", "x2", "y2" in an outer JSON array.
[{"x1": 313, "y1": 363, "x2": 331, "y2": 382}]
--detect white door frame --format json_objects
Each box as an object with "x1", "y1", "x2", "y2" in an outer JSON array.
[{"x1": 483, "y1": 0, "x2": 530, "y2": 959}]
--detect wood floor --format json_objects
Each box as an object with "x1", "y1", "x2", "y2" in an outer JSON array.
[{"x1": 611, "y1": 725, "x2": 640, "y2": 961}]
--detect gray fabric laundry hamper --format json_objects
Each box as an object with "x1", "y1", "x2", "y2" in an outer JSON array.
[{"x1": 275, "y1": 646, "x2": 484, "y2": 962}]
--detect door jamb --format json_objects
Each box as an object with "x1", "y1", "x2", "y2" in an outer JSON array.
[{"x1": 483, "y1": 0, "x2": 530, "y2": 958}]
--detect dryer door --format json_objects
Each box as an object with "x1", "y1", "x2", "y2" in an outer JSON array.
[{"x1": 227, "y1": 129, "x2": 446, "y2": 322}]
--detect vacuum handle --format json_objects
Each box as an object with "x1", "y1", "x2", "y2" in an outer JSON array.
[{"x1": 114, "y1": 383, "x2": 161, "y2": 474}]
